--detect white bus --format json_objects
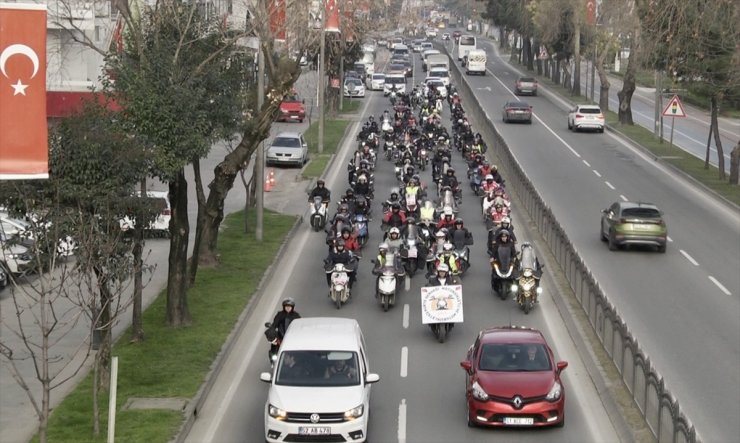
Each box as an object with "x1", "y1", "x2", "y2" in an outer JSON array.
[{"x1": 457, "y1": 34, "x2": 477, "y2": 61}]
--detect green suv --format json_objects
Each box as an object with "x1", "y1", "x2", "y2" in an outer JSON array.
[{"x1": 600, "y1": 201, "x2": 667, "y2": 253}]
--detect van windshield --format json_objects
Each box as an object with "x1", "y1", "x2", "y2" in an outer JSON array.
[
  {"x1": 460, "y1": 36, "x2": 475, "y2": 45},
  {"x1": 276, "y1": 351, "x2": 360, "y2": 387}
]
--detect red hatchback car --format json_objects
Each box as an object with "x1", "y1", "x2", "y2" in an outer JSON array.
[{"x1": 460, "y1": 326, "x2": 568, "y2": 428}]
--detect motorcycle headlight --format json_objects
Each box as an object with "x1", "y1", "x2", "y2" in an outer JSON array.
[
  {"x1": 472, "y1": 381, "x2": 489, "y2": 401},
  {"x1": 268, "y1": 404, "x2": 287, "y2": 420},
  {"x1": 344, "y1": 404, "x2": 364, "y2": 420},
  {"x1": 523, "y1": 269, "x2": 533, "y2": 277},
  {"x1": 510, "y1": 284, "x2": 518, "y2": 292},
  {"x1": 546, "y1": 381, "x2": 562, "y2": 401},
  {"x1": 536, "y1": 287, "x2": 543, "y2": 294}
]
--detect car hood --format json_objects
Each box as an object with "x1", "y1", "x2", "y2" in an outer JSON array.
[
  {"x1": 477, "y1": 371, "x2": 555, "y2": 398},
  {"x1": 269, "y1": 385, "x2": 366, "y2": 412}
]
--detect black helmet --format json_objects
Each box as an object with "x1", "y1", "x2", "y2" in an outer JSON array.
[
  {"x1": 341, "y1": 226, "x2": 351, "y2": 235},
  {"x1": 346, "y1": 188, "x2": 354, "y2": 195},
  {"x1": 406, "y1": 217, "x2": 416, "y2": 224},
  {"x1": 454, "y1": 218, "x2": 463, "y2": 225},
  {"x1": 447, "y1": 168, "x2": 455, "y2": 174},
  {"x1": 282, "y1": 298, "x2": 296, "y2": 308},
  {"x1": 317, "y1": 179, "x2": 325, "y2": 186},
  {"x1": 336, "y1": 239, "x2": 345, "y2": 248},
  {"x1": 392, "y1": 203, "x2": 401, "y2": 210}
]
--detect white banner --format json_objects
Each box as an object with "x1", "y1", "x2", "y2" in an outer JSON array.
[{"x1": 421, "y1": 285, "x2": 463, "y2": 324}]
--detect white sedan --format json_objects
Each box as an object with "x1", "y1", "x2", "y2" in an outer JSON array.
[
  {"x1": 344, "y1": 78, "x2": 366, "y2": 98},
  {"x1": 568, "y1": 104, "x2": 605, "y2": 133},
  {"x1": 367, "y1": 73, "x2": 386, "y2": 91}
]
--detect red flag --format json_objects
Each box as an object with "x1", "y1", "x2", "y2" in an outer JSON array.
[
  {"x1": 344, "y1": 0, "x2": 354, "y2": 42},
  {"x1": 268, "y1": 0, "x2": 286, "y2": 41},
  {"x1": 585, "y1": 0, "x2": 596, "y2": 26},
  {"x1": 325, "y1": 0, "x2": 340, "y2": 33},
  {"x1": 0, "y1": 3, "x2": 48, "y2": 179}
]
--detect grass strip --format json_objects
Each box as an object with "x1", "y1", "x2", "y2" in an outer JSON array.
[
  {"x1": 340, "y1": 99, "x2": 362, "y2": 114},
  {"x1": 302, "y1": 119, "x2": 352, "y2": 179},
  {"x1": 39, "y1": 209, "x2": 297, "y2": 443}
]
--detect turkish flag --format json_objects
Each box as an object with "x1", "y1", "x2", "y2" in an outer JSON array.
[
  {"x1": 268, "y1": 0, "x2": 286, "y2": 42},
  {"x1": 585, "y1": 0, "x2": 596, "y2": 26},
  {"x1": 0, "y1": 4, "x2": 48, "y2": 179},
  {"x1": 344, "y1": 0, "x2": 354, "y2": 42},
  {"x1": 325, "y1": 0, "x2": 340, "y2": 33}
]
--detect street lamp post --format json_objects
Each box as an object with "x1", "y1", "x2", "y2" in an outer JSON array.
[
  {"x1": 255, "y1": 45, "x2": 265, "y2": 241},
  {"x1": 318, "y1": 2, "x2": 326, "y2": 154}
]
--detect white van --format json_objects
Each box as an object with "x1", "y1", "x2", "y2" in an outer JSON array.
[
  {"x1": 458, "y1": 34, "x2": 477, "y2": 61},
  {"x1": 465, "y1": 49, "x2": 487, "y2": 75},
  {"x1": 260, "y1": 318, "x2": 379, "y2": 443}
]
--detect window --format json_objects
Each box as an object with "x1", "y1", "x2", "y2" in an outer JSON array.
[
  {"x1": 273, "y1": 137, "x2": 301, "y2": 148},
  {"x1": 459, "y1": 36, "x2": 475, "y2": 46},
  {"x1": 579, "y1": 107, "x2": 602, "y2": 114},
  {"x1": 276, "y1": 351, "x2": 360, "y2": 387},
  {"x1": 478, "y1": 344, "x2": 551, "y2": 371},
  {"x1": 622, "y1": 208, "x2": 661, "y2": 218}
]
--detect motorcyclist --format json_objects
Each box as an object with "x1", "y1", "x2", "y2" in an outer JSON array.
[
  {"x1": 338, "y1": 227, "x2": 361, "y2": 253},
  {"x1": 324, "y1": 239, "x2": 357, "y2": 289},
  {"x1": 434, "y1": 242, "x2": 460, "y2": 276},
  {"x1": 384, "y1": 188, "x2": 403, "y2": 212},
  {"x1": 440, "y1": 168, "x2": 460, "y2": 199},
  {"x1": 309, "y1": 179, "x2": 331, "y2": 203},
  {"x1": 472, "y1": 133, "x2": 487, "y2": 154},
  {"x1": 269, "y1": 298, "x2": 301, "y2": 353},
  {"x1": 372, "y1": 243, "x2": 405, "y2": 291},
  {"x1": 491, "y1": 216, "x2": 517, "y2": 245},
  {"x1": 353, "y1": 173, "x2": 373, "y2": 199},
  {"x1": 382, "y1": 203, "x2": 407, "y2": 229},
  {"x1": 419, "y1": 200, "x2": 436, "y2": 224},
  {"x1": 340, "y1": 188, "x2": 357, "y2": 214},
  {"x1": 449, "y1": 219, "x2": 474, "y2": 248},
  {"x1": 519, "y1": 242, "x2": 543, "y2": 280},
  {"x1": 488, "y1": 229, "x2": 518, "y2": 266},
  {"x1": 436, "y1": 206, "x2": 456, "y2": 230},
  {"x1": 384, "y1": 227, "x2": 405, "y2": 253},
  {"x1": 427, "y1": 263, "x2": 460, "y2": 286},
  {"x1": 489, "y1": 164, "x2": 504, "y2": 184},
  {"x1": 481, "y1": 175, "x2": 499, "y2": 194}
]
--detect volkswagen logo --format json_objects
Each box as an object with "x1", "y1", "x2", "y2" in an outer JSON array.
[
  {"x1": 512, "y1": 396, "x2": 523, "y2": 409},
  {"x1": 310, "y1": 413, "x2": 320, "y2": 423}
]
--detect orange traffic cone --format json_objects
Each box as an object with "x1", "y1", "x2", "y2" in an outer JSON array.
[{"x1": 265, "y1": 169, "x2": 276, "y2": 192}]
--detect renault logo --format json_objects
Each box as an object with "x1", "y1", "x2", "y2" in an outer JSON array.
[
  {"x1": 310, "y1": 413, "x2": 320, "y2": 423},
  {"x1": 512, "y1": 396, "x2": 523, "y2": 409}
]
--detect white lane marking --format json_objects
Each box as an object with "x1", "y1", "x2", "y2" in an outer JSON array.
[
  {"x1": 680, "y1": 250, "x2": 699, "y2": 266},
  {"x1": 404, "y1": 276, "x2": 411, "y2": 291},
  {"x1": 398, "y1": 399, "x2": 407, "y2": 443},
  {"x1": 402, "y1": 304, "x2": 409, "y2": 328},
  {"x1": 667, "y1": 236, "x2": 673, "y2": 242},
  {"x1": 708, "y1": 276, "x2": 732, "y2": 296},
  {"x1": 605, "y1": 181, "x2": 615, "y2": 190},
  {"x1": 593, "y1": 170, "x2": 602, "y2": 178},
  {"x1": 619, "y1": 194, "x2": 628, "y2": 201},
  {"x1": 400, "y1": 347, "x2": 408, "y2": 377},
  {"x1": 583, "y1": 160, "x2": 591, "y2": 167}
]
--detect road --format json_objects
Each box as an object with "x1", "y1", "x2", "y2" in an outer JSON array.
[
  {"x1": 184, "y1": 48, "x2": 621, "y2": 443},
  {"x1": 0, "y1": 71, "x2": 320, "y2": 443},
  {"x1": 452, "y1": 34, "x2": 740, "y2": 442}
]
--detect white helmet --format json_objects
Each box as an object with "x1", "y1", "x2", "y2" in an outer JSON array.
[
  {"x1": 443, "y1": 242, "x2": 454, "y2": 252},
  {"x1": 437, "y1": 263, "x2": 449, "y2": 273},
  {"x1": 485, "y1": 174, "x2": 494, "y2": 181},
  {"x1": 443, "y1": 206, "x2": 453, "y2": 216},
  {"x1": 389, "y1": 227, "x2": 400, "y2": 236},
  {"x1": 435, "y1": 230, "x2": 447, "y2": 239}
]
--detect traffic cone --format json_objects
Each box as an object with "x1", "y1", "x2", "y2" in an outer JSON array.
[{"x1": 265, "y1": 169, "x2": 276, "y2": 192}]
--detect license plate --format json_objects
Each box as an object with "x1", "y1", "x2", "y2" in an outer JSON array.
[
  {"x1": 408, "y1": 248, "x2": 417, "y2": 258},
  {"x1": 298, "y1": 427, "x2": 331, "y2": 435},
  {"x1": 503, "y1": 417, "x2": 534, "y2": 426},
  {"x1": 633, "y1": 224, "x2": 653, "y2": 230}
]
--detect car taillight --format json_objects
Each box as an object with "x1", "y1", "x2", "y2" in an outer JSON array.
[
  {"x1": 575, "y1": 114, "x2": 583, "y2": 118},
  {"x1": 598, "y1": 114, "x2": 604, "y2": 119},
  {"x1": 505, "y1": 107, "x2": 513, "y2": 112}
]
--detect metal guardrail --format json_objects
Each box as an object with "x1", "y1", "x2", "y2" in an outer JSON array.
[{"x1": 442, "y1": 43, "x2": 700, "y2": 443}]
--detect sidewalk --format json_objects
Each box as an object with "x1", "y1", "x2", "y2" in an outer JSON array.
[{"x1": 0, "y1": 71, "x2": 317, "y2": 443}]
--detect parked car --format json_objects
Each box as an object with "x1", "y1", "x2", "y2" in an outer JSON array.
[
  {"x1": 119, "y1": 190, "x2": 172, "y2": 237},
  {"x1": 568, "y1": 104, "x2": 605, "y2": 132},
  {"x1": 0, "y1": 230, "x2": 33, "y2": 277},
  {"x1": 1, "y1": 211, "x2": 77, "y2": 257},
  {"x1": 266, "y1": 132, "x2": 309, "y2": 167},
  {"x1": 344, "y1": 78, "x2": 366, "y2": 98},
  {"x1": 502, "y1": 100, "x2": 533, "y2": 124},
  {"x1": 442, "y1": 33, "x2": 450, "y2": 41},
  {"x1": 368, "y1": 73, "x2": 386, "y2": 91},
  {"x1": 600, "y1": 201, "x2": 667, "y2": 252},
  {"x1": 514, "y1": 77, "x2": 538, "y2": 96},
  {"x1": 460, "y1": 326, "x2": 568, "y2": 428},
  {"x1": 260, "y1": 317, "x2": 380, "y2": 443},
  {"x1": 277, "y1": 92, "x2": 306, "y2": 123}
]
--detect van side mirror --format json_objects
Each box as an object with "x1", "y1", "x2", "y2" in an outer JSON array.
[{"x1": 365, "y1": 373, "x2": 380, "y2": 384}]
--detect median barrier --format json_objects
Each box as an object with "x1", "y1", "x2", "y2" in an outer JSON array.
[{"x1": 438, "y1": 41, "x2": 700, "y2": 443}]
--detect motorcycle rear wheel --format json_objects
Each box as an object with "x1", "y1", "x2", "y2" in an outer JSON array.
[
  {"x1": 335, "y1": 293, "x2": 342, "y2": 310},
  {"x1": 382, "y1": 295, "x2": 389, "y2": 312},
  {"x1": 436, "y1": 324, "x2": 447, "y2": 343}
]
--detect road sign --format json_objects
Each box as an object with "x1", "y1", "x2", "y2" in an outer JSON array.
[{"x1": 662, "y1": 94, "x2": 687, "y2": 118}]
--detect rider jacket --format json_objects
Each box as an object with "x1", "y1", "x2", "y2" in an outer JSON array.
[
  {"x1": 427, "y1": 275, "x2": 460, "y2": 286},
  {"x1": 309, "y1": 186, "x2": 331, "y2": 202},
  {"x1": 271, "y1": 309, "x2": 301, "y2": 339},
  {"x1": 383, "y1": 210, "x2": 407, "y2": 228},
  {"x1": 325, "y1": 248, "x2": 356, "y2": 268},
  {"x1": 339, "y1": 235, "x2": 361, "y2": 252},
  {"x1": 436, "y1": 252, "x2": 459, "y2": 274},
  {"x1": 436, "y1": 215, "x2": 456, "y2": 230},
  {"x1": 449, "y1": 227, "x2": 474, "y2": 247},
  {"x1": 354, "y1": 181, "x2": 372, "y2": 197},
  {"x1": 441, "y1": 174, "x2": 459, "y2": 190}
]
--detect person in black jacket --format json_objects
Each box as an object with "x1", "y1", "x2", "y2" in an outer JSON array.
[
  {"x1": 309, "y1": 179, "x2": 331, "y2": 202},
  {"x1": 269, "y1": 298, "x2": 301, "y2": 351}
]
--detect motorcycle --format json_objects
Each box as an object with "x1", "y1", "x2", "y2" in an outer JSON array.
[
  {"x1": 404, "y1": 191, "x2": 420, "y2": 218},
  {"x1": 401, "y1": 236, "x2": 421, "y2": 277},
  {"x1": 374, "y1": 253, "x2": 404, "y2": 312},
  {"x1": 263, "y1": 322, "x2": 281, "y2": 367},
  {"x1": 469, "y1": 170, "x2": 483, "y2": 196},
  {"x1": 491, "y1": 248, "x2": 516, "y2": 300},
  {"x1": 354, "y1": 213, "x2": 369, "y2": 248},
  {"x1": 430, "y1": 322, "x2": 453, "y2": 343},
  {"x1": 326, "y1": 263, "x2": 352, "y2": 309},
  {"x1": 512, "y1": 247, "x2": 543, "y2": 314},
  {"x1": 417, "y1": 147, "x2": 428, "y2": 171},
  {"x1": 309, "y1": 196, "x2": 328, "y2": 231}
]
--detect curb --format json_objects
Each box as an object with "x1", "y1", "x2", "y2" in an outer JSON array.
[{"x1": 175, "y1": 214, "x2": 304, "y2": 443}]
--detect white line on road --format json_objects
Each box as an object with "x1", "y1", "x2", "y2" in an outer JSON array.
[
  {"x1": 398, "y1": 399, "x2": 407, "y2": 443},
  {"x1": 708, "y1": 276, "x2": 732, "y2": 295},
  {"x1": 592, "y1": 170, "x2": 602, "y2": 178},
  {"x1": 404, "y1": 276, "x2": 411, "y2": 291},
  {"x1": 400, "y1": 347, "x2": 408, "y2": 377},
  {"x1": 583, "y1": 160, "x2": 591, "y2": 167},
  {"x1": 667, "y1": 236, "x2": 673, "y2": 242},
  {"x1": 402, "y1": 304, "x2": 409, "y2": 328},
  {"x1": 605, "y1": 181, "x2": 615, "y2": 190},
  {"x1": 619, "y1": 194, "x2": 628, "y2": 201},
  {"x1": 680, "y1": 250, "x2": 699, "y2": 266}
]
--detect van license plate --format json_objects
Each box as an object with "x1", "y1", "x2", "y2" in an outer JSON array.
[
  {"x1": 503, "y1": 417, "x2": 534, "y2": 425},
  {"x1": 298, "y1": 427, "x2": 331, "y2": 435}
]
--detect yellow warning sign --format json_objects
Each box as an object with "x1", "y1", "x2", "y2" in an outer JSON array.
[{"x1": 662, "y1": 95, "x2": 687, "y2": 118}]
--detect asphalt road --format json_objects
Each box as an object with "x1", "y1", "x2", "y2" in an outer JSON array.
[
  {"x1": 184, "y1": 48, "x2": 620, "y2": 443},
  {"x1": 453, "y1": 35, "x2": 740, "y2": 442}
]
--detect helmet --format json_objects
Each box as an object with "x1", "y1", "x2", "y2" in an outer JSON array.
[
  {"x1": 346, "y1": 188, "x2": 354, "y2": 195},
  {"x1": 443, "y1": 242, "x2": 454, "y2": 252},
  {"x1": 406, "y1": 217, "x2": 416, "y2": 224},
  {"x1": 392, "y1": 203, "x2": 401, "y2": 210},
  {"x1": 485, "y1": 174, "x2": 494, "y2": 181},
  {"x1": 446, "y1": 168, "x2": 455, "y2": 174},
  {"x1": 491, "y1": 164, "x2": 498, "y2": 171},
  {"x1": 390, "y1": 187, "x2": 400, "y2": 197},
  {"x1": 454, "y1": 218, "x2": 463, "y2": 225},
  {"x1": 369, "y1": 116, "x2": 375, "y2": 122},
  {"x1": 443, "y1": 206, "x2": 453, "y2": 216},
  {"x1": 336, "y1": 239, "x2": 345, "y2": 248},
  {"x1": 379, "y1": 242, "x2": 389, "y2": 252},
  {"x1": 317, "y1": 179, "x2": 325, "y2": 186},
  {"x1": 389, "y1": 227, "x2": 400, "y2": 236},
  {"x1": 435, "y1": 230, "x2": 447, "y2": 239},
  {"x1": 437, "y1": 263, "x2": 449, "y2": 273},
  {"x1": 341, "y1": 226, "x2": 351, "y2": 234},
  {"x1": 339, "y1": 203, "x2": 349, "y2": 212},
  {"x1": 502, "y1": 217, "x2": 511, "y2": 225},
  {"x1": 498, "y1": 229, "x2": 510, "y2": 238},
  {"x1": 282, "y1": 298, "x2": 296, "y2": 308}
]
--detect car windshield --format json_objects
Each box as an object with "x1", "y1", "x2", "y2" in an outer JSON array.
[
  {"x1": 346, "y1": 79, "x2": 362, "y2": 86},
  {"x1": 276, "y1": 350, "x2": 360, "y2": 387},
  {"x1": 507, "y1": 102, "x2": 529, "y2": 108},
  {"x1": 387, "y1": 77, "x2": 405, "y2": 85},
  {"x1": 621, "y1": 207, "x2": 661, "y2": 218},
  {"x1": 519, "y1": 78, "x2": 535, "y2": 83},
  {"x1": 479, "y1": 343, "x2": 551, "y2": 372},
  {"x1": 430, "y1": 71, "x2": 449, "y2": 78},
  {"x1": 273, "y1": 137, "x2": 301, "y2": 148},
  {"x1": 373, "y1": 74, "x2": 385, "y2": 80},
  {"x1": 579, "y1": 107, "x2": 602, "y2": 114},
  {"x1": 282, "y1": 94, "x2": 301, "y2": 103}
]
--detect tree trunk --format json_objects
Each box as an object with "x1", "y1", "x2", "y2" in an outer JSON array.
[
  {"x1": 166, "y1": 169, "x2": 191, "y2": 327},
  {"x1": 188, "y1": 158, "x2": 210, "y2": 287},
  {"x1": 705, "y1": 113, "x2": 714, "y2": 168},
  {"x1": 618, "y1": 26, "x2": 640, "y2": 124},
  {"x1": 524, "y1": 36, "x2": 534, "y2": 71},
  {"x1": 130, "y1": 180, "x2": 145, "y2": 343},
  {"x1": 572, "y1": 18, "x2": 581, "y2": 96},
  {"x1": 711, "y1": 96, "x2": 726, "y2": 179},
  {"x1": 197, "y1": 68, "x2": 301, "y2": 263},
  {"x1": 596, "y1": 49, "x2": 610, "y2": 111},
  {"x1": 499, "y1": 28, "x2": 506, "y2": 49},
  {"x1": 729, "y1": 141, "x2": 740, "y2": 185},
  {"x1": 554, "y1": 58, "x2": 561, "y2": 84},
  {"x1": 561, "y1": 59, "x2": 571, "y2": 90},
  {"x1": 92, "y1": 356, "x2": 99, "y2": 436}
]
